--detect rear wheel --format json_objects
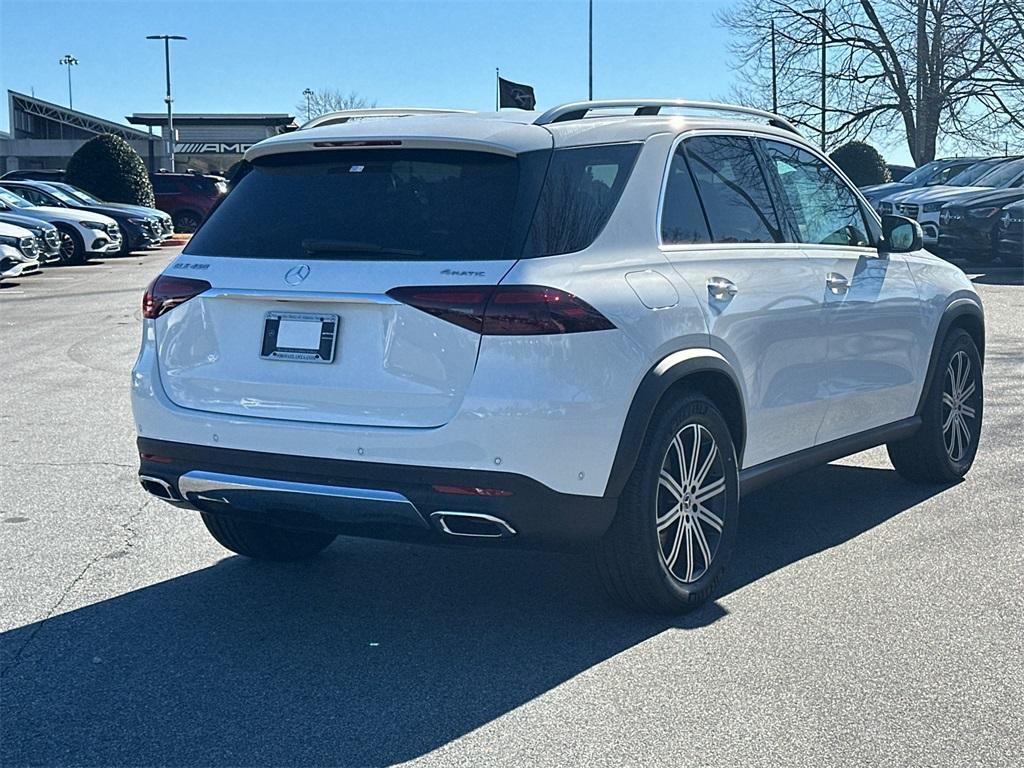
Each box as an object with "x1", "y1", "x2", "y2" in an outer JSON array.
[
  {"x1": 200, "y1": 513, "x2": 336, "y2": 561},
  {"x1": 593, "y1": 393, "x2": 740, "y2": 614},
  {"x1": 887, "y1": 328, "x2": 982, "y2": 483},
  {"x1": 55, "y1": 225, "x2": 85, "y2": 265}
]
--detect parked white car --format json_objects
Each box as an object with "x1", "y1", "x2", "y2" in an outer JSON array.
[
  {"x1": 133, "y1": 101, "x2": 985, "y2": 613},
  {"x1": 0, "y1": 188, "x2": 121, "y2": 264},
  {"x1": 0, "y1": 221, "x2": 42, "y2": 279},
  {"x1": 879, "y1": 157, "x2": 1024, "y2": 245}
]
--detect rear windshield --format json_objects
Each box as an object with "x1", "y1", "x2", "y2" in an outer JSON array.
[{"x1": 186, "y1": 149, "x2": 522, "y2": 261}]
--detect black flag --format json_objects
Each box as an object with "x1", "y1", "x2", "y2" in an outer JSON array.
[{"x1": 498, "y1": 76, "x2": 536, "y2": 110}]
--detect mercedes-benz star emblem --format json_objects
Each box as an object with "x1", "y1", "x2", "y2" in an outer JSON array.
[{"x1": 285, "y1": 264, "x2": 311, "y2": 285}]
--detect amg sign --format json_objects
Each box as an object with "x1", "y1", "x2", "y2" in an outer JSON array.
[{"x1": 174, "y1": 142, "x2": 254, "y2": 154}]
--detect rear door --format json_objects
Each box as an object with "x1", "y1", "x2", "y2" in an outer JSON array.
[
  {"x1": 757, "y1": 138, "x2": 927, "y2": 443},
  {"x1": 659, "y1": 134, "x2": 830, "y2": 468},
  {"x1": 155, "y1": 147, "x2": 534, "y2": 429}
]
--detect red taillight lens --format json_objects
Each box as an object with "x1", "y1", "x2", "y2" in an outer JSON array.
[
  {"x1": 142, "y1": 275, "x2": 211, "y2": 319},
  {"x1": 387, "y1": 285, "x2": 615, "y2": 335}
]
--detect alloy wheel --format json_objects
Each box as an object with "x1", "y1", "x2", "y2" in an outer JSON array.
[
  {"x1": 58, "y1": 231, "x2": 76, "y2": 262},
  {"x1": 656, "y1": 423, "x2": 726, "y2": 583},
  {"x1": 942, "y1": 350, "x2": 978, "y2": 462}
]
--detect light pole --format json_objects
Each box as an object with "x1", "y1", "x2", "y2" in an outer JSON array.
[
  {"x1": 59, "y1": 54, "x2": 78, "y2": 109},
  {"x1": 588, "y1": 0, "x2": 593, "y2": 99},
  {"x1": 146, "y1": 34, "x2": 187, "y2": 172},
  {"x1": 303, "y1": 88, "x2": 314, "y2": 121},
  {"x1": 802, "y1": 7, "x2": 827, "y2": 150}
]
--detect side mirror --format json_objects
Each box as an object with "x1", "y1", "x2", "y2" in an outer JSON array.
[{"x1": 880, "y1": 214, "x2": 923, "y2": 253}]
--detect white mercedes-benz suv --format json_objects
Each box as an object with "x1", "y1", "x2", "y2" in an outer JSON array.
[{"x1": 133, "y1": 100, "x2": 985, "y2": 613}]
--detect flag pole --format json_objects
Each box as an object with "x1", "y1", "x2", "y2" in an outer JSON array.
[{"x1": 495, "y1": 67, "x2": 500, "y2": 111}]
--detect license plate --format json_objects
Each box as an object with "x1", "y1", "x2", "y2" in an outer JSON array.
[{"x1": 260, "y1": 312, "x2": 338, "y2": 363}]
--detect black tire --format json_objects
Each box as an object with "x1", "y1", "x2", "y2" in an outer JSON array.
[
  {"x1": 55, "y1": 224, "x2": 85, "y2": 265},
  {"x1": 592, "y1": 392, "x2": 740, "y2": 614},
  {"x1": 200, "y1": 513, "x2": 336, "y2": 561},
  {"x1": 173, "y1": 210, "x2": 203, "y2": 234},
  {"x1": 887, "y1": 328, "x2": 983, "y2": 483},
  {"x1": 117, "y1": 226, "x2": 132, "y2": 257}
]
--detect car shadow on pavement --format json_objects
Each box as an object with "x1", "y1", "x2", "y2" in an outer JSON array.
[{"x1": 0, "y1": 462, "x2": 944, "y2": 766}]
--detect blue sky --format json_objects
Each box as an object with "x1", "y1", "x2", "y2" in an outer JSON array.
[{"x1": 0, "y1": 0, "x2": 915, "y2": 163}]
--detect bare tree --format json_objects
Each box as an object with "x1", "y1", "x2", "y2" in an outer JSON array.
[
  {"x1": 297, "y1": 88, "x2": 376, "y2": 122},
  {"x1": 719, "y1": 0, "x2": 1024, "y2": 163}
]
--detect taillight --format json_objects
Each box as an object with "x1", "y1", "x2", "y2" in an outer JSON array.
[
  {"x1": 142, "y1": 274, "x2": 211, "y2": 319},
  {"x1": 387, "y1": 285, "x2": 615, "y2": 335}
]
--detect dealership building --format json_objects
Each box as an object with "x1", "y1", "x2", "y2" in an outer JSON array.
[{"x1": 0, "y1": 90, "x2": 296, "y2": 175}]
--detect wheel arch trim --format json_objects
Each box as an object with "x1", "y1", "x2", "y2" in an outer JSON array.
[
  {"x1": 604, "y1": 349, "x2": 746, "y2": 497},
  {"x1": 916, "y1": 297, "x2": 985, "y2": 416}
]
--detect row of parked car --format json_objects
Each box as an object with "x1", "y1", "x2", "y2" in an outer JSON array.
[
  {"x1": 860, "y1": 155, "x2": 1024, "y2": 263},
  {"x1": 0, "y1": 178, "x2": 176, "y2": 281}
]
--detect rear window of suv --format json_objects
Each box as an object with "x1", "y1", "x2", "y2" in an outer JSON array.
[{"x1": 186, "y1": 149, "x2": 523, "y2": 261}]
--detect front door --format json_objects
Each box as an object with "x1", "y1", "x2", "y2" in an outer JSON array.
[{"x1": 757, "y1": 139, "x2": 927, "y2": 445}]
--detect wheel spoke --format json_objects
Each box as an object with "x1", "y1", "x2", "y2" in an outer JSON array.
[
  {"x1": 960, "y1": 404, "x2": 976, "y2": 419},
  {"x1": 657, "y1": 504, "x2": 682, "y2": 533},
  {"x1": 942, "y1": 392, "x2": 956, "y2": 409},
  {"x1": 693, "y1": 441, "x2": 719, "y2": 489},
  {"x1": 693, "y1": 517, "x2": 712, "y2": 568},
  {"x1": 684, "y1": 522, "x2": 695, "y2": 582},
  {"x1": 695, "y1": 476, "x2": 725, "y2": 504},
  {"x1": 695, "y1": 503, "x2": 724, "y2": 532},
  {"x1": 960, "y1": 380, "x2": 976, "y2": 402},
  {"x1": 686, "y1": 425, "x2": 702, "y2": 486},
  {"x1": 659, "y1": 471, "x2": 685, "y2": 504},
  {"x1": 665, "y1": 518, "x2": 685, "y2": 572},
  {"x1": 672, "y1": 433, "x2": 688, "y2": 489},
  {"x1": 957, "y1": 413, "x2": 972, "y2": 451},
  {"x1": 942, "y1": 407, "x2": 957, "y2": 433}
]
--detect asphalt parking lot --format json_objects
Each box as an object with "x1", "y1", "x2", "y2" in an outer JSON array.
[{"x1": 1, "y1": 247, "x2": 1022, "y2": 767}]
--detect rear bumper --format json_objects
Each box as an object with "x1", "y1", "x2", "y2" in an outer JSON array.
[{"x1": 137, "y1": 438, "x2": 618, "y2": 549}]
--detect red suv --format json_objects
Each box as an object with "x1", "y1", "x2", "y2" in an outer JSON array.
[{"x1": 150, "y1": 173, "x2": 228, "y2": 233}]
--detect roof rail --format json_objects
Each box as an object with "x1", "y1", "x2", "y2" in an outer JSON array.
[
  {"x1": 533, "y1": 99, "x2": 800, "y2": 134},
  {"x1": 300, "y1": 108, "x2": 474, "y2": 130}
]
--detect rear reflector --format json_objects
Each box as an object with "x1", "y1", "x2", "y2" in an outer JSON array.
[
  {"x1": 387, "y1": 285, "x2": 615, "y2": 335},
  {"x1": 432, "y1": 484, "x2": 514, "y2": 497},
  {"x1": 143, "y1": 275, "x2": 211, "y2": 319}
]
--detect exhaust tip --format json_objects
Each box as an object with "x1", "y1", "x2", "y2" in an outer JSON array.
[
  {"x1": 430, "y1": 511, "x2": 516, "y2": 538},
  {"x1": 139, "y1": 475, "x2": 181, "y2": 501}
]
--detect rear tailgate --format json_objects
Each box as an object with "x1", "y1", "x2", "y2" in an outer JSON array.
[{"x1": 154, "y1": 144, "x2": 545, "y2": 429}]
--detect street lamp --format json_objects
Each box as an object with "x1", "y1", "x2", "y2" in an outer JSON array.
[
  {"x1": 59, "y1": 54, "x2": 78, "y2": 110},
  {"x1": 303, "y1": 88, "x2": 314, "y2": 121},
  {"x1": 146, "y1": 34, "x2": 187, "y2": 172},
  {"x1": 802, "y1": 7, "x2": 827, "y2": 150}
]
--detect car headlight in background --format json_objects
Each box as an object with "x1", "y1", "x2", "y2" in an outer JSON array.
[
  {"x1": 923, "y1": 202, "x2": 945, "y2": 213},
  {"x1": 967, "y1": 207, "x2": 1000, "y2": 219},
  {"x1": 79, "y1": 220, "x2": 109, "y2": 230}
]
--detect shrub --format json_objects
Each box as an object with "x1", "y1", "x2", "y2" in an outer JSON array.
[
  {"x1": 65, "y1": 134, "x2": 155, "y2": 207},
  {"x1": 829, "y1": 141, "x2": 890, "y2": 186}
]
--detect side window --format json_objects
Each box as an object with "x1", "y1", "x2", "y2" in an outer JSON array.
[
  {"x1": 760, "y1": 140, "x2": 870, "y2": 247},
  {"x1": 660, "y1": 147, "x2": 711, "y2": 244},
  {"x1": 525, "y1": 143, "x2": 640, "y2": 257},
  {"x1": 16, "y1": 187, "x2": 45, "y2": 205},
  {"x1": 151, "y1": 178, "x2": 176, "y2": 194},
  {"x1": 684, "y1": 135, "x2": 782, "y2": 244}
]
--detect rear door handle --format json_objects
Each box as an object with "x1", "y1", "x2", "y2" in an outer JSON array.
[
  {"x1": 707, "y1": 277, "x2": 738, "y2": 300},
  {"x1": 826, "y1": 273, "x2": 850, "y2": 294}
]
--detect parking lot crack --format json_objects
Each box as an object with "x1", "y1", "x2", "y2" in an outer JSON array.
[{"x1": 0, "y1": 497, "x2": 154, "y2": 679}]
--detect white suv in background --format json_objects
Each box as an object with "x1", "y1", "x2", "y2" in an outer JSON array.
[
  {"x1": 0, "y1": 187, "x2": 121, "y2": 264},
  {"x1": 133, "y1": 101, "x2": 984, "y2": 613}
]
